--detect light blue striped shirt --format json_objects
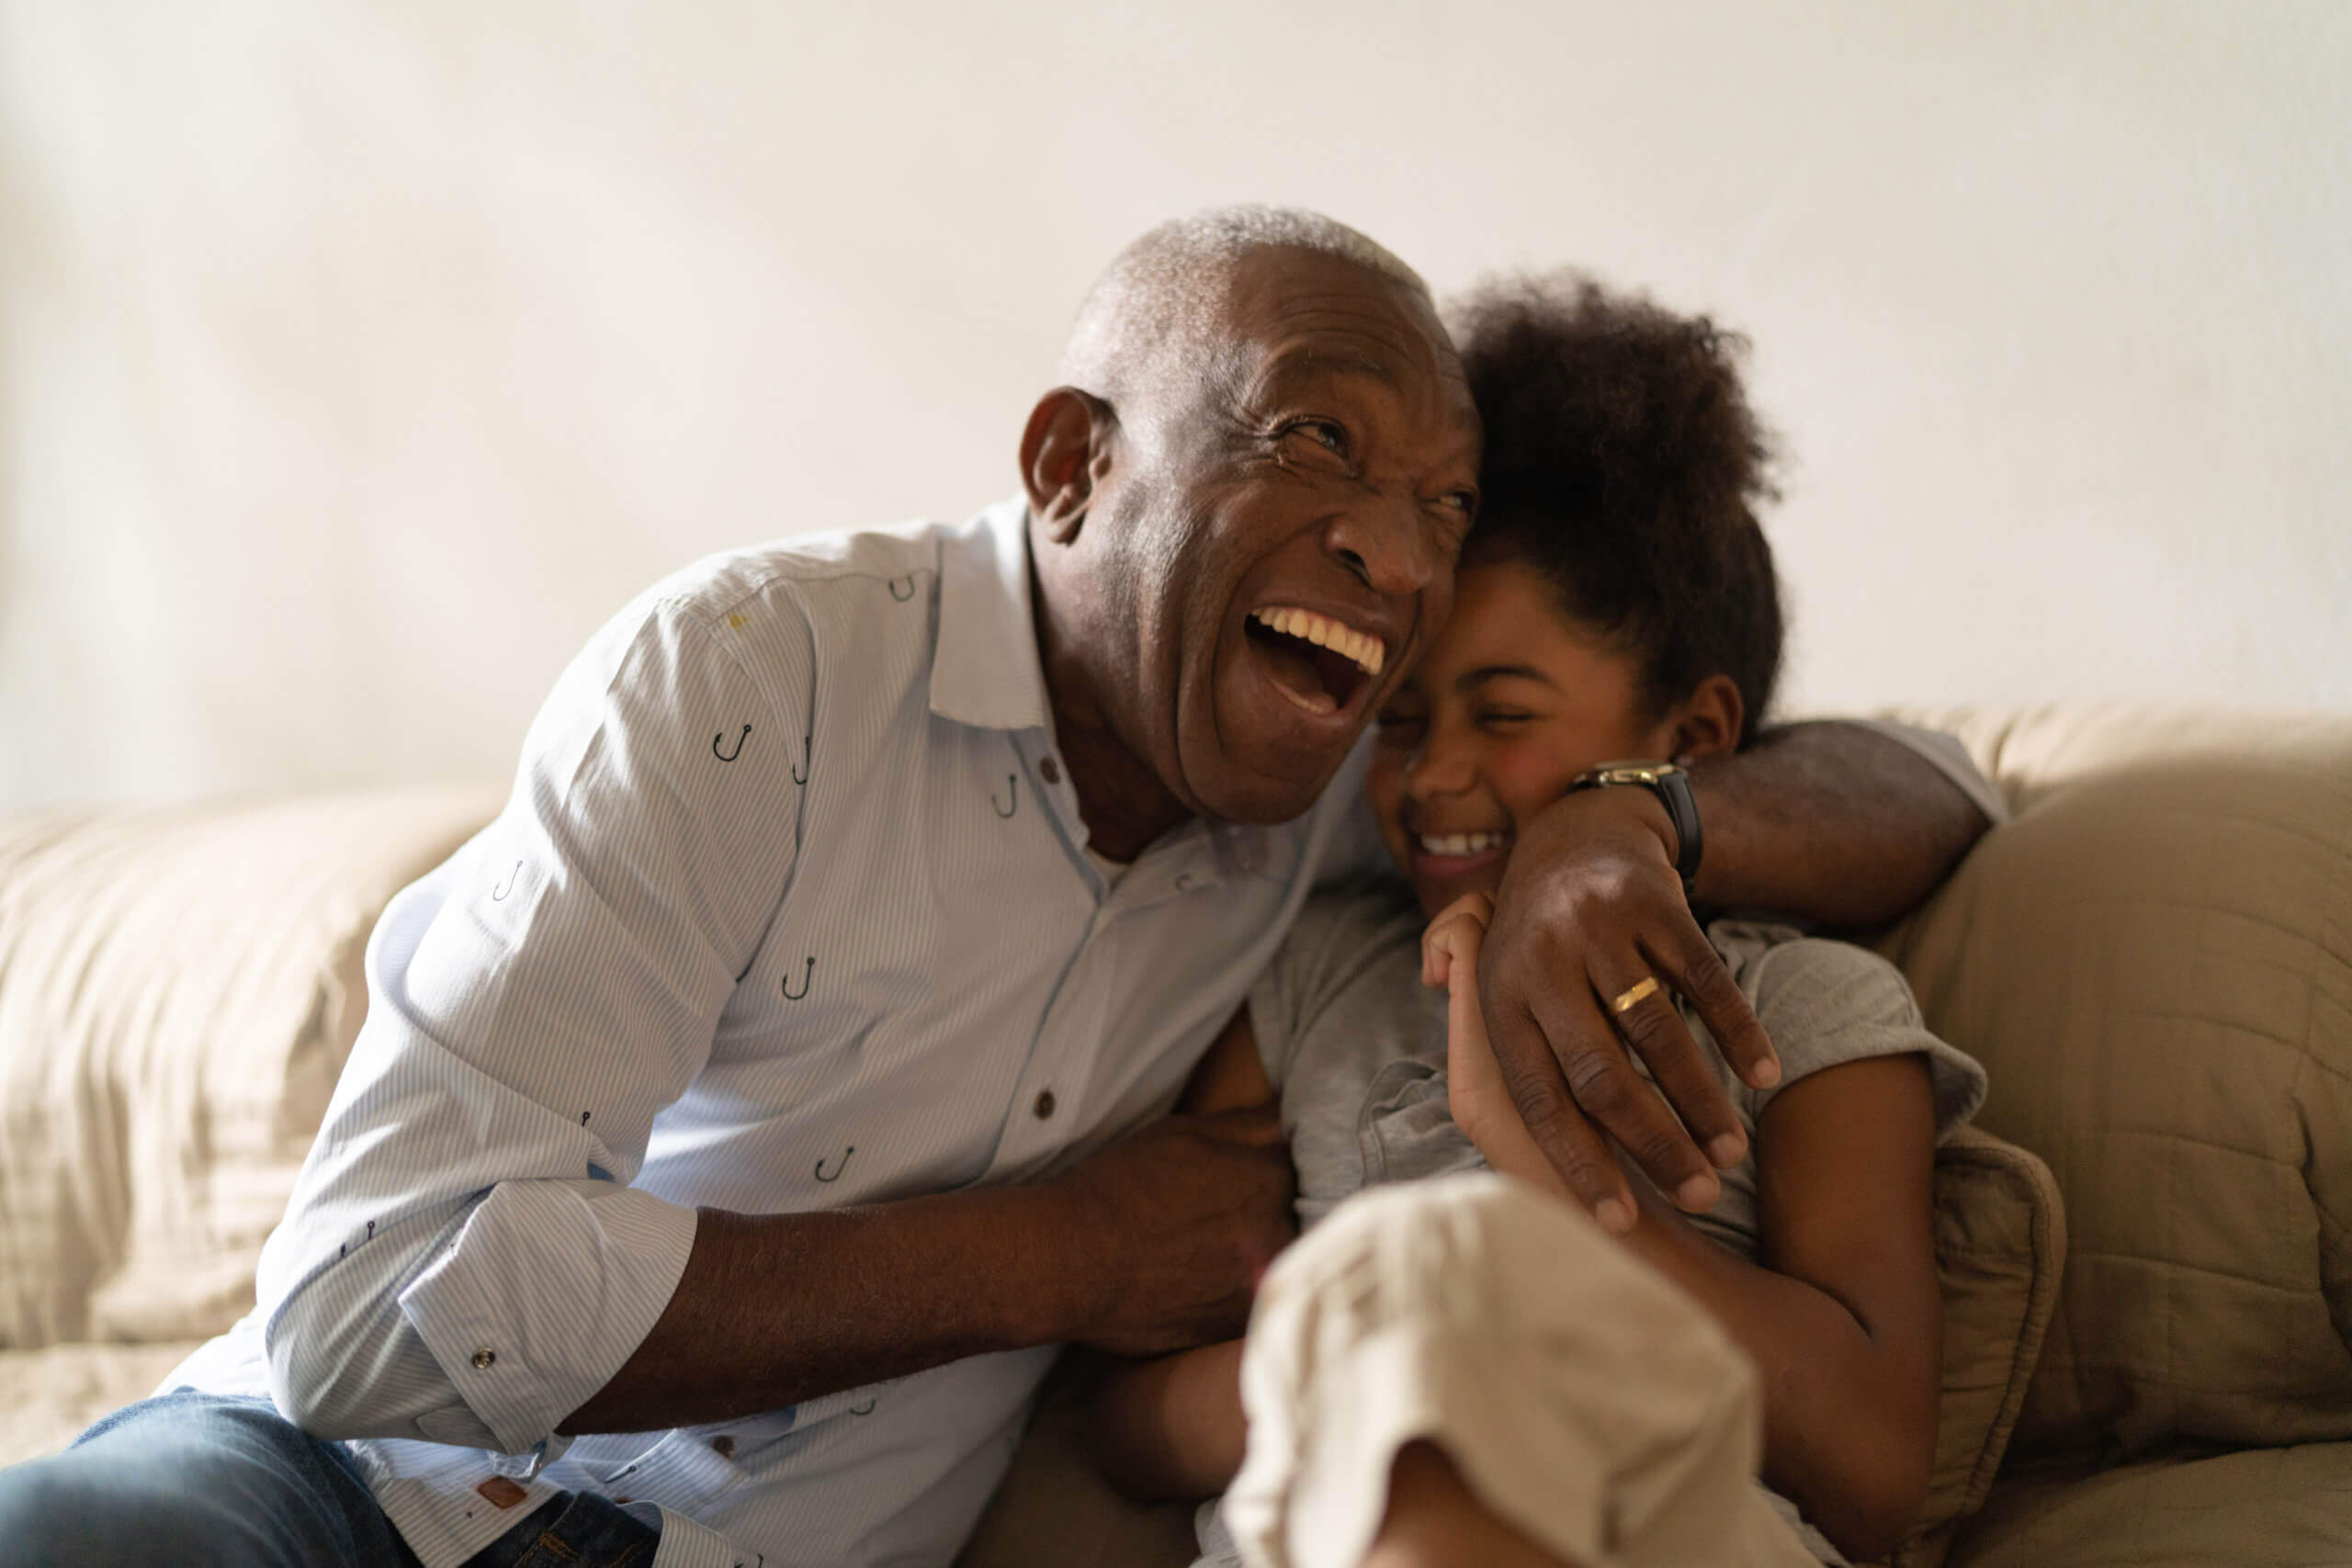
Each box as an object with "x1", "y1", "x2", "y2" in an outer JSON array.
[{"x1": 170, "y1": 498, "x2": 1375, "y2": 1568}]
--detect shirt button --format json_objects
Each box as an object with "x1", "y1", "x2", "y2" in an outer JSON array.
[
  {"x1": 1033, "y1": 1089, "x2": 1057, "y2": 1120},
  {"x1": 710, "y1": 1435, "x2": 736, "y2": 1459},
  {"x1": 1040, "y1": 756, "x2": 1062, "y2": 784},
  {"x1": 470, "y1": 1348, "x2": 496, "y2": 1371}
]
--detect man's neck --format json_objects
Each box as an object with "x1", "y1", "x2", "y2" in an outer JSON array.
[
  {"x1": 1055, "y1": 717, "x2": 1190, "y2": 864},
  {"x1": 1026, "y1": 542, "x2": 1192, "y2": 864}
]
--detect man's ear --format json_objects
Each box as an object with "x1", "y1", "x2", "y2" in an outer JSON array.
[
  {"x1": 1668, "y1": 674, "x2": 1745, "y2": 765},
  {"x1": 1020, "y1": 387, "x2": 1115, "y2": 546}
]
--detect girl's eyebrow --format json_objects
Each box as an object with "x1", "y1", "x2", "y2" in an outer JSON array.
[{"x1": 1455, "y1": 663, "x2": 1556, "y2": 693}]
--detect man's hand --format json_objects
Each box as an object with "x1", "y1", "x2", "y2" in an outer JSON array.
[
  {"x1": 1049, "y1": 1106, "x2": 1296, "y2": 1356},
  {"x1": 1477, "y1": 787, "x2": 1781, "y2": 1233}
]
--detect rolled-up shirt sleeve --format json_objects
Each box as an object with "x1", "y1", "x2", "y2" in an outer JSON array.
[
  {"x1": 1841, "y1": 716, "x2": 2010, "y2": 827},
  {"x1": 260, "y1": 588, "x2": 811, "y2": 1452}
]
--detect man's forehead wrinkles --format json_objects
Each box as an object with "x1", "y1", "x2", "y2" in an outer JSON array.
[
  {"x1": 1261, "y1": 288, "x2": 1419, "y2": 324},
  {"x1": 1246, "y1": 328, "x2": 1445, "y2": 398},
  {"x1": 1262, "y1": 310, "x2": 1428, "y2": 359},
  {"x1": 1257, "y1": 344, "x2": 1403, "y2": 390}
]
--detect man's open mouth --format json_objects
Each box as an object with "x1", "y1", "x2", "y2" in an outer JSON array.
[{"x1": 1245, "y1": 606, "x2": 1385, "y2": 716}]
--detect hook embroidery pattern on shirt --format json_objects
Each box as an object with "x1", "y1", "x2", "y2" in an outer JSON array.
[
  {"x1": 782, "y1": 956, "x2": 814, "y2": 1000},
  {"x1": 814, "y1": 1146, "x2": 854, "y2": 1183},
  {"x1": 491, "y1": 861, "x2": 522, "y2": 901},
  {"x1": 792, "y1": 737, "x2": 809, "y2": 786},
  {"x1": 714, "y1": 724, "x2": 751, "y2": 762},
  {"x1": 992, "y1": 774, "x2": 1018, "y2": 818},
  {"x1": 848, "y1": 1400, "x2": 876, "y2": 1416},
  {"x1": 888, "y1": 575, "x2": 916, "y2": 602}
]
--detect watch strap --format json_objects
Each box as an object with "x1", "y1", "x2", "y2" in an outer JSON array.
[{"x1": 1566, "y1": 761, "x2": 1702, "y2": 896}]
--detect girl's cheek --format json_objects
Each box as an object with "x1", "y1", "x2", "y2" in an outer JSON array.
[{"x1": 1495, "y1": 737, "x2": 1596, "y2": 826}]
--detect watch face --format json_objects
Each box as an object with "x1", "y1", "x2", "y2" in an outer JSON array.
[{"x1": 1586, "y1": 761, "x2": 1680, "y2": 785}]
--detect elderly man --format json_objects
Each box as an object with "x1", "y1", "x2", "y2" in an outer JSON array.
[{"x1": 0, "y1": 209, "x2": 1995, "y2": 1568}]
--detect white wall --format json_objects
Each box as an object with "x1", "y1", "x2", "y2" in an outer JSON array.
[{"x1": 5, "y1": 0, "x2": 2346, "y2": 808}]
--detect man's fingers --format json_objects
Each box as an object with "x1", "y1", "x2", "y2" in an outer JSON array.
[
  {"x1": 1589, "y1": 952, "x2": 1743, "y2": 1199},
  {"x1": 1648, "y1": 921, "x2": 1780, "y2": 1092},
  {"x1": 1530, "y1": 969, "x2": 1718, "y2": 1213},
  {"x1": 1481, "y1": 995, "x2": 1634, "y2": 1232}
]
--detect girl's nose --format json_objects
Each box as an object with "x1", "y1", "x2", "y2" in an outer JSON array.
[{"x1": 1404, "y1": 729, "x2": 1476, "y2": 799}]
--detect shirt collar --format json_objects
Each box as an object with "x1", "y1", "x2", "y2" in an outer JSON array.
[{"x1": 929, "y1": 496, "x2": 1053, "y2": 732}]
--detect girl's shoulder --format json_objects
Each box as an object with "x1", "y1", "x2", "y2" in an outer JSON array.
[
  {"x1": 1261, "y1": 883, "x2": 1428, "y2": 1025},
  {"x1": 1704, "y1": 920, "x2": 1989, "y2": 1133}
]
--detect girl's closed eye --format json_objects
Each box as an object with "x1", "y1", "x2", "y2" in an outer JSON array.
[{"x1": 1363, "y1": 554, "x2": 1691, "y2": 917}]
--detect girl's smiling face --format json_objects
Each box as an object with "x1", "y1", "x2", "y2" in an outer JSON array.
[{"x1": 1366, "y1": 552, "x2": 1738, "y2": 919}]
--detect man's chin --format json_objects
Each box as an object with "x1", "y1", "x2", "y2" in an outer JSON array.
[
  {"x1": 1189, "y1": 643, "x2": 1384, "y2": 820},
  {"x1": 1182, "y1": 740, "x2": 1350, "y2": 826}
]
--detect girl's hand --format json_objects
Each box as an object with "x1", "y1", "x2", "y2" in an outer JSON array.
[
  {"x1": 1421, "y1": 895, "x2": 1510, "y2": 1154},
  {"x1": 1426, "y1": 893, "x2": 1589, "y2": 1213}
]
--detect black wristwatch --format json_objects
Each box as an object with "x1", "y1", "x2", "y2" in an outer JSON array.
[{"x1": 1565, "y1": 761, "x2": 1703, "y2": 897}]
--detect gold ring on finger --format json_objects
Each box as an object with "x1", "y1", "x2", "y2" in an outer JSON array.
[{"x1": 1611, "y1": 976, "x2": 1662, "y2": 1015}]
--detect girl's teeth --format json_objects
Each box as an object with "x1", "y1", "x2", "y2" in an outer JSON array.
[{"x1": 1420, "y1": 832, "x2": 1507, "y2": 856}]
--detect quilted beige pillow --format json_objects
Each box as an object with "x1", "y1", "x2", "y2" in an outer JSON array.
[
  {"x1": 1950, "y1": 1441, "x2": 2352, "y2": 1568},
  {"x1": 1889, "y1": 1125, "x2": 2068, "y2": 1568},
  {"x1": 0, "y1": 785, "x2": 502, "y2": 1348},
  {"x1": 1880, "y1": 703, "x2": 2352, "y2": 1459}
]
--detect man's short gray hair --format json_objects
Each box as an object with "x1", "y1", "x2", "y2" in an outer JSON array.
[{"x1": 1057, "y1": 206, "x2": 1432, "y2": 405}]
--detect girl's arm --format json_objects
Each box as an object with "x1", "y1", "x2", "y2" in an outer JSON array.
[
  {"x1": 1428, "y1": 900, "x2": 1942, "y2": 1562},
  {"x1": 1088, "y1": 1006, "x2": 1271, "y2": 1498}
]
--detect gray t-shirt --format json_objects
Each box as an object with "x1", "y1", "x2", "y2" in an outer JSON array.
[{"x1": 1193, "y1": 884, "x2": 1988, "y2": 1567}]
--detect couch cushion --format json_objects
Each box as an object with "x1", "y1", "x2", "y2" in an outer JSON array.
[
  {"x1": 0, "y1": 1341, "x2": 209, "y2": 1467},
  {"x1": 1893, "y1": 1124, "x2": 2067, "y2": 1567},
  {"x1": 0, "y1": 786, "x2": 502, "y2": 1348},
  {"x1": 1880, "y1": 704, "x2": 2352, "y2": 1458},
  {"x1": 1948, "y1": 1443, "x2": 2352, "y2": 1568}
]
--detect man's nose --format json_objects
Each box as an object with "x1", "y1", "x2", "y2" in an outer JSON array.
[{"x1": 1324, "y1": 492, "x2": 1442, "y2": 599}]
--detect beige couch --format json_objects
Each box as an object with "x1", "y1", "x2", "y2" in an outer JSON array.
[{"x1": 4, "y1": 704, "x2": 2346, "y2": 1564}]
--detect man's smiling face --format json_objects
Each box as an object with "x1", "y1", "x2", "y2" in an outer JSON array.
[{"x1": 1061, "y1": 247, "x2": 1484, "y2": 828}]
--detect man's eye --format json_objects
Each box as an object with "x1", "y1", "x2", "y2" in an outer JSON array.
[
  {"x1": 1374, "y1": 708, "x2": 1425, "y2": 736},
  {"x1": 1476, "y1": 710, "x2": 1532, "y2": 728},
  {"x1": 1284, "y1": 420, "x2": 1350, "y2": 457},
  {"x1": 1439, "y1": 489, "x2": 1477, "y2": 515}
]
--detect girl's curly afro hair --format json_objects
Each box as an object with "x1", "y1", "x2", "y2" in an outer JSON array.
[{"x1": 1452, "y1": 273, "x2": 1785, "y2": 743}]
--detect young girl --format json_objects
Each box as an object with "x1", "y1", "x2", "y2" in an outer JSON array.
[{"x1": 1090, "y1": 276, "x2": 1987, "y2": 1568}]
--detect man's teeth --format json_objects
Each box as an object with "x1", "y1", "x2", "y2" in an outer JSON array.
[
  {"x1": 1250, "y1": 607, "x2": 1385, "y2": 678},
  {"x1": 1419, "y1": 831, "x2": 1510, "y2": 857}
]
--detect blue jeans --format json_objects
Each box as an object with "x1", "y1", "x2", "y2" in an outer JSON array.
[{"x1": 0, "y1": 1389, "x2": 659, "y2": 1568}]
